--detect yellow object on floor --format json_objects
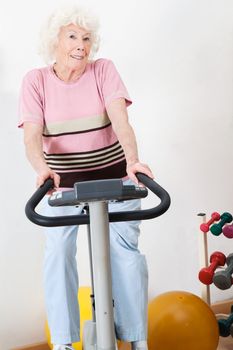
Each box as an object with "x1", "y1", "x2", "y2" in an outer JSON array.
[
  {"x1": 45, "y1": 286, "x2": 92, "y2": 350},
  {"x1": 45, "y1": 286, "x2": 130, "y2": 349},
  {"x1": 148, "y1": 290, "x2": 219, "y2": 350}
]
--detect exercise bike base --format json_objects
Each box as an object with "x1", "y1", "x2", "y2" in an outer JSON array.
[{"x1": 82, "y1": 320, "x2": 118, "y2": 350}]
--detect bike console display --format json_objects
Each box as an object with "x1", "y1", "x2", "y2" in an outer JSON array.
[{"x1": 49, "y1": 179, "x2": 148, "y2": 207}]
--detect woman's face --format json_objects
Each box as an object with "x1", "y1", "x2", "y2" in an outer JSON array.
[{"x1": 55, "y1": 23, "x2": 92, "y2": 70}]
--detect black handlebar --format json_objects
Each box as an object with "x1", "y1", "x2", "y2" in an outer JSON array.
[{"x1": 25, "y1": 173, "x2": 171, "y2": 227}]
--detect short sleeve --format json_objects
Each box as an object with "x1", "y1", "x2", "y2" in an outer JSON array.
[
  {"x1": 96, "y1": 59, "x2": 132, "y2": 108},
  {"x1": 18, "y1": 69, "x2": 44, "y2": 128}
]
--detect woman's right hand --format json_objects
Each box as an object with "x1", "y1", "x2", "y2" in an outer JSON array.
[{"x1": 36, "y1": 166, "x2": 60, "y2": 189}]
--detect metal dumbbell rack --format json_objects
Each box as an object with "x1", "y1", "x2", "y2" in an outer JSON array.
[
  {"x1": 198, "y1": 213, "x2": 212, "y2": 305},
  {"x1": 198, "y1": 212, "x2": 233, "y2": 338},
  {"x1": 198, "y1": 212, "x2": 233, "y2": 305}
]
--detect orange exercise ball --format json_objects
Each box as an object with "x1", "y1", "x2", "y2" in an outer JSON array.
[{"x1": 148, "y1": 291, "x2": 219, "y2": 350}]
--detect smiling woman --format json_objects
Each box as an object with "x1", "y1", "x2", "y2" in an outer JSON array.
[
  {"x1": 53, "y1": 24, "x2": 92, "y2": 82},
  {"x1": 38, "y1": 5, "x2": 100, "y2": 64},
  {"x1": 18, "y1": 4, "x2": 153, "y2": 350}
]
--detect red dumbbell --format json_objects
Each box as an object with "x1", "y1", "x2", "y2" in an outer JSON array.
[
  {"x1": 199, "y1": 251, "x2": 226, "y2": 285},
  {"x1": 200, "y1": 212, "x2": 221, "y2": 233},
  {"x1": 223, "y1": 224, "x2": 233, "y2": 239}
]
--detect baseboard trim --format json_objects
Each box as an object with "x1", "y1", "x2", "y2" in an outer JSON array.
[
  {"x1": 11, "y1": 342, "x2": 50, "y2": 350},
  {"x1": 211, "y1": 298, "x2": 233, "y2": 315}
]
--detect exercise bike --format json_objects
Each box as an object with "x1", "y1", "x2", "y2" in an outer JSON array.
[{"x1": 25, "y1": 173, "x2": 171, "y2": 350}]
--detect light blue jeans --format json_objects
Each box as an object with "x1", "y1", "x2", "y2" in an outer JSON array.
[{"x1": 42, "y1": 180, "x2": 148, "y2": 345}]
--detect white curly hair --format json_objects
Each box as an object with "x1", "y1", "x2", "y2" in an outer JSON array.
[{"x1": 38, "y1": 4, "x2": 100, "y2": 64}]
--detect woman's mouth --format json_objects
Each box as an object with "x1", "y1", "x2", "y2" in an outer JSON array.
[{"x1": 70, "y1": 54, "x2": 85, "y2": 60}]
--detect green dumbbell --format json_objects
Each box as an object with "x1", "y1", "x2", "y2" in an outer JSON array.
[
  {"x1": 210, "y1": 212, "x2": 233, "y2": 236},
  {"x1": 219, "y1": 312, "x2": 233, "y2": 337}
]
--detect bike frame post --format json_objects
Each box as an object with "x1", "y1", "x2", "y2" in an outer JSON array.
[{"x1": 88, "y1": 201, "x2": 116, "y2": 350}]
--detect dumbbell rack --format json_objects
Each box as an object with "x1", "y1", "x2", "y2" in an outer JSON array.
[
  {"x1": 198, "y1": 213, "x2": 211, "y2": 305},
  {"x1": 198, "y1": 212, "x2": 233, "y2": 304},
  {"x1": 198, "y1": 212, "x2": 233, "y2": 338}
]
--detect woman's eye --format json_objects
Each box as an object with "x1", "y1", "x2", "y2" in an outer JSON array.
[
  {"x1": 83, "y1": 37, "x2": 90, "y2": 41},
  {"x1": 69, "y1": 35, "x2": 77, "y2": 39}
]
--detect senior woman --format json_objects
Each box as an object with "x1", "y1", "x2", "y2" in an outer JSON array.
[{"x1": 19, "y1": 5, "x2": 153, "y2": 350}]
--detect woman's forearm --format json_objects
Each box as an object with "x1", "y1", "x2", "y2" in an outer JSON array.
[
  {"x1": 114, "y1": 122, "x2": 139, "y2": 166},
  {"x1": 23, "y1": 123, "x2": 49, "y2": 174},
  {"x1": 106, "y1": 98, "x2": 140, "y2": 165},
  {"x1": 23, "y1": 122, "x2": 60, "y2": 188},
  {"x1": 106, "y1": 98, "x2": 154, "y2": 182}
]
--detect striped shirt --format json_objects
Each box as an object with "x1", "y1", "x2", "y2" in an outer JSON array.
[{"x1": 18, "y1": 58, "x2": 132, "y2": 187}]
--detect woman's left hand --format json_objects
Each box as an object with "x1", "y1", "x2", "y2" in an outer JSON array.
[{"x1": 126, "y1": 161, "x2": 154, "y2": 185}]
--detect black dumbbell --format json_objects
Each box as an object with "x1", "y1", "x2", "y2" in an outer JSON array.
[{"x1": 213, "y1": 253, "x2": 233, "y2": 290}]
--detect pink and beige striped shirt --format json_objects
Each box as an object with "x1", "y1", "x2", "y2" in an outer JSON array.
[{"x1": 19, "y1": 58, "x2": 132, "y2": 187}]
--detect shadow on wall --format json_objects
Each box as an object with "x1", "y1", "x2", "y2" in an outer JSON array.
[
  {"x1": 0, "y1": 52, "x2": 46, "y2": 350},
  {"x1": 0, "y1": 47, "x2": 29, "y2": 186},
  {"x1": 0, "y1": 89, "x2": 25, "y2": 189},
  {"x1": 0, "y1": 49, "x2": 35, "y2": 239}
]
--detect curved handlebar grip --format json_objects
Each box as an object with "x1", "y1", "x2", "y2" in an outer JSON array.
[{"x1": 25, "y1": 173, "x2": 171, "y2": 227}]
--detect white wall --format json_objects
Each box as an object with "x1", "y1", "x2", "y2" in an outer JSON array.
[{"x1": 1, "y1": 0, "x2": 233, "y2": 349}]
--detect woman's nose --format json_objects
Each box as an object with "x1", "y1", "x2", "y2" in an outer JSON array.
[{"x1": 76, "y1": 39, "x2": 85, "y2": 51}]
